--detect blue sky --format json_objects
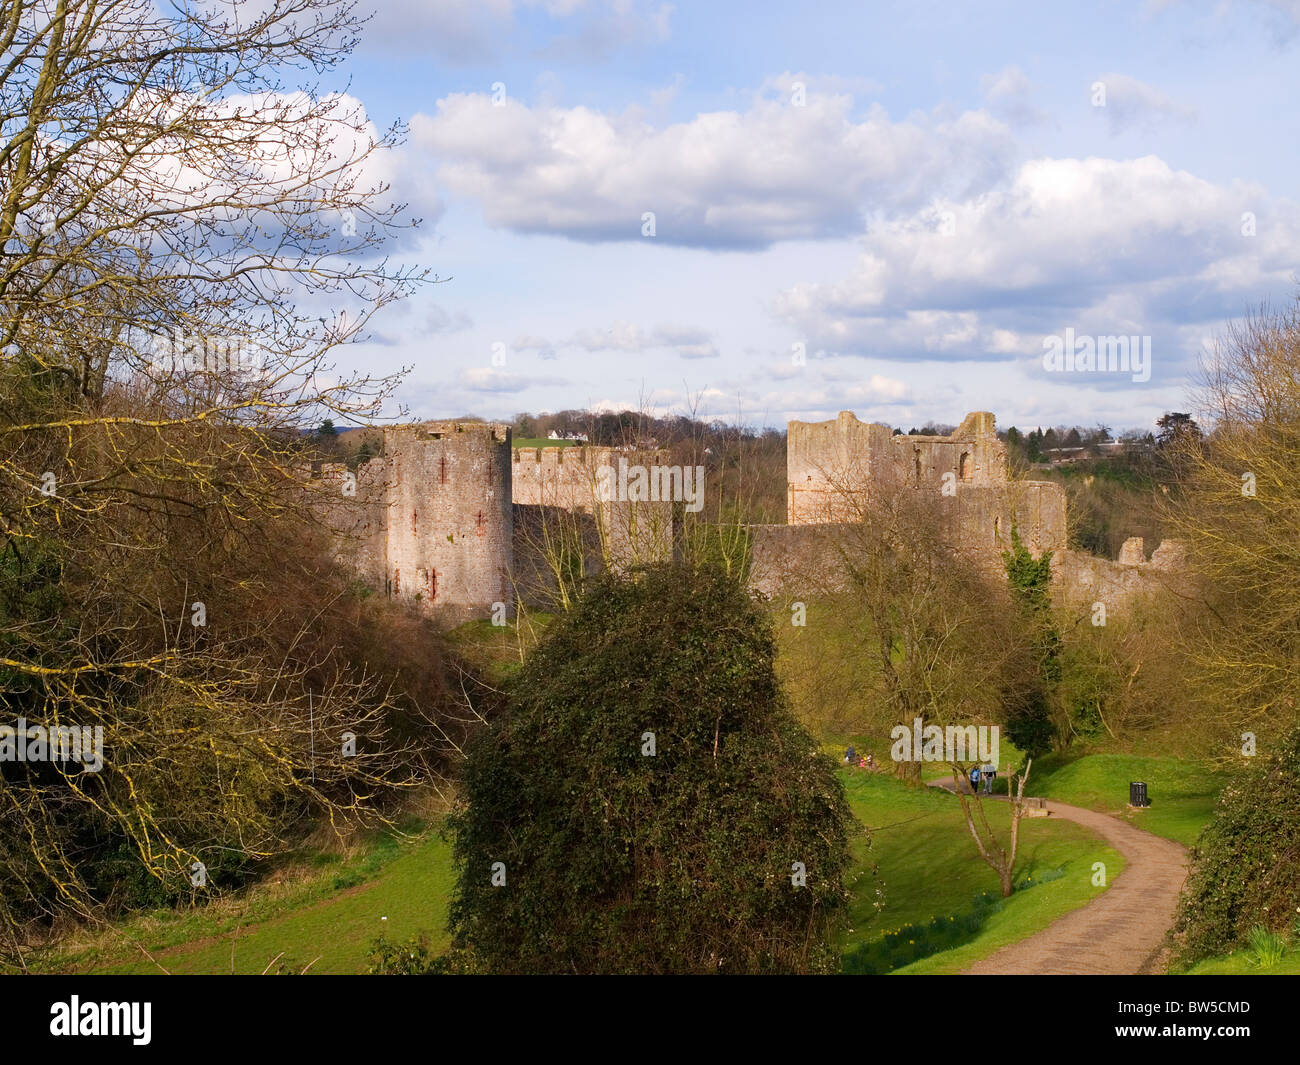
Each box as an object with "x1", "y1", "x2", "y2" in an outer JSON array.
[{"x1": 329, "y1": 0, "x2": 1300, "y2": 433}]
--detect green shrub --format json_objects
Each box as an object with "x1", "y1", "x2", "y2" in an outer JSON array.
[
  {"x1": 440, "y1": 564, "x2": 857, "y2": 974},
  {"x1": 1171, "y1": 724, "x2": 1300, "y2": 966}
]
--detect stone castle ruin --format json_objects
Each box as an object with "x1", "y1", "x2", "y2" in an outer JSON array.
[
  {"x1": 321, "y1": 411, "x2": 1183, "y2": 623},
  {"x1": 320, "y1": 422, "x2": 678, "y2": 624}
]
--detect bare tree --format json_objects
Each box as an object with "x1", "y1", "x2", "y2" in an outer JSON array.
[
  {"x1": 1159, "y1": 298, "x2": 1300, "y2": 758},
  {"x1": 950, "y1": 758, "x2": 1033, "y2": 898},
  {"x1": 0, "y1": 0, "x2": 449, "y2": 956}
]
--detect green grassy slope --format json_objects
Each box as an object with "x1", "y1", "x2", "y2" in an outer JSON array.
[
  {"x1": 839, "y1": 769, "x2": 1121, "y2": 974},
  {"x1": 1025, "y1": 753, "x2": 1224, "y2": 847},
  {"x1": 42, "y1": 761, "x2": 1116, "y2": 975}
]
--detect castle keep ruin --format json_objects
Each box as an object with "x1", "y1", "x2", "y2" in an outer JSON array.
[
  {"x1": 323, "y1": 422, "x2": 676, "y2": 623},
  {"x1": 753, "y1": 409, "x2": 1182, "y2": 607},
  {"x1": 325, "y1": 411, "x2": 1182, "y2": 623}
]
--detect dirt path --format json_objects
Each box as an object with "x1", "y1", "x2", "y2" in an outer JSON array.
[{"x1": 928, "y1": 782, "x2": 1189, "y2": 975}]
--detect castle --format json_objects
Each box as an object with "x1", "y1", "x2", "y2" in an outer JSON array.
[
  {"x1": 320, "y1": 411, "x2": 1182, "y2": 622},
  {"x1": 319, "y1": 421, "x2": 677, "y2": 624}
]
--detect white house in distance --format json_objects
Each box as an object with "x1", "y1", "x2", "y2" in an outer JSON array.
[{"x1": 547, "y1": 429, "x2": 589, "y2": 442}]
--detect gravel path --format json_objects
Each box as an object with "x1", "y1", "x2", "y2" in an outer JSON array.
[{"x1": 928, "y1": 782, "x2": 1189, "y2": 975}]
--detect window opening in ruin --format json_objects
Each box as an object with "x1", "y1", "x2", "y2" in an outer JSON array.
[
  {"x1": 430, "y1": 569, "x2": 438, "y2": 601},
  {"x1": 960, "y1": 451, "x2": 971, "y2": 481},
  {"x1": 439, "y1": 456, "x2": 447, "y2": 484},
  {"x1": 913, "y1": 451, "x2": 921, "y2": 484},
  {"x1": 994, "y1": 516, "x2": 1000, "y2": 542}
]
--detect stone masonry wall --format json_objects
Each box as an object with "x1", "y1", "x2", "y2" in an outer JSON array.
[
  {"x1": 326, "y1": 409, "x2": 1184, "y2": 626},
  {"x1": 787, "y1": 410, "x2": 1009, "y2": 525}
]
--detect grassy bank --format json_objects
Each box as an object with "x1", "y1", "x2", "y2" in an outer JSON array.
[
  {"x1": 1025, "y1": 752, "x2": 1224, "y2": 847},
  {"x1": 25, "y1": 758, "x2": 1117, "y2": 975},
  {"x1": 838, "y1": 768, "x2": 1122, "y2": 974}
]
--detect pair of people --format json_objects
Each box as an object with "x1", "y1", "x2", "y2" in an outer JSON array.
[{"x1": 968, "y1": 764, "x2": 997, "y2": 794}]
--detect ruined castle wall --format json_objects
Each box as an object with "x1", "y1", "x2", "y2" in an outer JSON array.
[
  {"x1": 382, "y1": 422, "x2": 513, "y2": 623},
  {"x1": 510, "y1": 503, "x2": 603, "y2": 610},
  {"x1": 787, "y1": 413, "x2": 895, "y2": 524},
  {"x1": 748, "y1": 523, "x2": 857, "y2": 597},
  {"x1": 788, "y1": 411, "x2": 1010, "y2": 525},
  {"x1": 512, "y1": 445, "x2": 677, "y2": 570},
  {"x1": 311, "y1": 460, "x2": 389, "y2": 585},
  {"x1": 1054, "y1": 538, "x2": 1191, "y2": 615}
]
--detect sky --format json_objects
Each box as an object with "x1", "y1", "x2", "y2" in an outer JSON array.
[{"x1": 325, "y1": 0, "x2": 1300, "y2": 434}]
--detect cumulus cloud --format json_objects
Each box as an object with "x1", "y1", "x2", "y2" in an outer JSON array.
[
  {"x1": 411, "y1": 92, "x2": 1017, "y2": 248},
  {"x1": 771, "y1": 155, "x2": 1300, "y2": 377}
]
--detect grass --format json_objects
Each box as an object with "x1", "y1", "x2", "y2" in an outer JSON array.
[
  {"x1": 447, "y1": 611, "x2": 557, "y2": 684},
  {"x1": 1024, "y1": 752, "x2": 1225, "y2": 846},
  {"x1": 33, "y1": 825, "x2": 455, "y2": 976},
  {"x1": 837, "y1": 768, "x2": 1122, "y2": 974},
  {"x1": 31, "y1": 762, "x2": 1117, "y2": 975},
  {"x1": 1183, "y1": 943, "x2": 1300, "y2": 975}
]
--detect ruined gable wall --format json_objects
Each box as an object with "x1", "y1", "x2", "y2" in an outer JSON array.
[
  {"x1": 787, "y1": 412, "x2": 894, "y2": 524},
  {"x1": 788, "y1": 411, "x2": 1010, "y2": 525},
  {"x1": 885, "y1": 411, "x2": 1008, "y2": 492}
]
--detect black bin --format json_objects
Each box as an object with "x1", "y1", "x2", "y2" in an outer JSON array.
[{"x1": 1129, "y1": 781, "x2": 1150, "y2": 808}]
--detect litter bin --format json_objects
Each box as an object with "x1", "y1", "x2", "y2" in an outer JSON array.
[{"x1": 1129, "y1": 781, "x2": 1150, "y2": 808}]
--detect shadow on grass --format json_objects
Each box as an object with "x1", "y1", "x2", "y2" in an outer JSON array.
[{"x1": 841, "y1": 864, "x2": 1065, "y2": 974}]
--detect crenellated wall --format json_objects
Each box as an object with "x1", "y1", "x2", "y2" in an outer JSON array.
[
  {"x1": 323, "y1": 409, "x2": 1185, "y2": 626},
  {"x1": 758, "y1": 409, "x2": 1179, "y2": 613},
  {"x1": 329, "y1": 430, "x2": 679, "y2": 623}
]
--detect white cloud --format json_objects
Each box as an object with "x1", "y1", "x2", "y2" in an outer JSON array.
[
  {"x1": 412, "y1": 92, "x2": 1017, "y2": 248},
  {"x1": 980, "y1": 65, "x2": 1050, "y2": 127},
  {"x1": 772, "y1": 155, "x2": 1300, "y2": 374}
]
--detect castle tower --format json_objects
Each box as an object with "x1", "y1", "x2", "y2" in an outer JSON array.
[{"x1": 382, "y1": 421, "x2": 514, "y2": 623}]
